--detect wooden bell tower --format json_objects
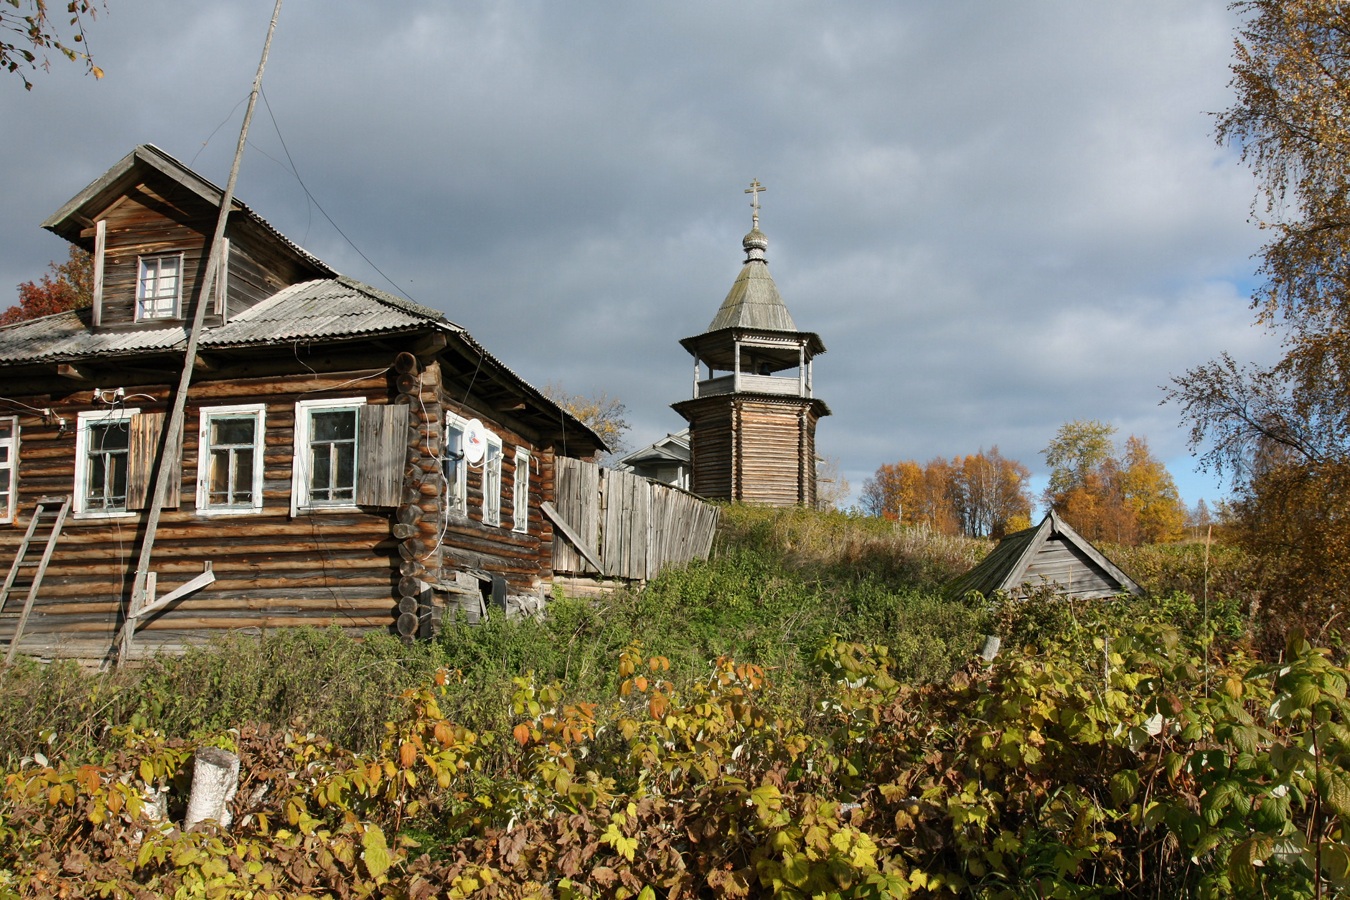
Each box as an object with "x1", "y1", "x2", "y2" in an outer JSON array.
[{"x1": 673, "y1": 181, "x2": 829, "y2": 507}]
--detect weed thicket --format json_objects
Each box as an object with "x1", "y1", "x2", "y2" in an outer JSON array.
[{"x1": 0, "y1": 505, "x2": 1234, "y2": 765}]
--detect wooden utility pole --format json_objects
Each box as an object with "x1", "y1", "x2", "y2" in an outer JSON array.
[{"x1": 117, "y1": 0, "x2": 285, "y2": 666}]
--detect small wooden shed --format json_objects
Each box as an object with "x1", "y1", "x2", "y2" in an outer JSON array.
[{"x1": 946, "y1": 510, "x2": 1144, "y2": 601}]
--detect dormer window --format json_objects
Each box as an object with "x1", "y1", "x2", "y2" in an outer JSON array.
[{"x1": 136, "y1": 253, "x2": 183, "y2": 320}]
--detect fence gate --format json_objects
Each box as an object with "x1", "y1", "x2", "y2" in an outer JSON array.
[{"x1": 547, "y1": 458, "x2": 719, "y2": 581}]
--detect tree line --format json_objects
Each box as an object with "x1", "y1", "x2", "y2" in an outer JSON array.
[
  {"x1": 860, "y1": 447, "x2": 1032, "y2": 539},
  {"x1": 861, "y1": 420, "x2": 1187, "y2": 546}
]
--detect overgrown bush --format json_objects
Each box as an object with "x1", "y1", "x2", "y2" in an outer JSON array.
[
  {"x1": 1, "y1": 507, "x2": 992, "y2": 767},
  {"x1": 1107, "y1": 539, "x2": 1255, "y2": 621},
  {"x1": 4, "y1": 611, "x2": 1349, "y2": 897}
]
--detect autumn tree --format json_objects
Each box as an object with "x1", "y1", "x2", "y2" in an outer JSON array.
[
  {"x1": 1042, "y1": 421, "x2": 1185, "y2": 546},
  {"x1": 1167, "y1": 1, "x2": 1350, "y2": 645},
  {"x1": 950, "y1": 448, "x2": 1033, "y2": 539},
  {"x1": 2, "y1": 245, "x2": 93, "y2": 325},
  {"x1": 2, "y1": 1, "x2": 103, "y2": 90},
  {"x1": 540, "y1": 382, "x2": 630, "y2": 464},
  {"x1": 860, "y1": 448, "x2": 1031, "y2": 538}
]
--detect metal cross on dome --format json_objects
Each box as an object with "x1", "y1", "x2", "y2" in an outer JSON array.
[{"x1": 745, "y1": 179, "x2": 766, "y2": 229}]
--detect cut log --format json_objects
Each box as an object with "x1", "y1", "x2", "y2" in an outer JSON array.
[{"x1": 185, "y1": 748, "x2": 240, "y2": 830}]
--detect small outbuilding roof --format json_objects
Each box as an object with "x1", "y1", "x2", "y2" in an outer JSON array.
[
  {"x1": 616, "y1": 429, "x2": 691, "y2": 469},
  {"x1": 946, "y1": 510, "x2": 1144, "y2": 601}
]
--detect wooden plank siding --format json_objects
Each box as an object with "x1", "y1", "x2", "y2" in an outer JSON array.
[
  {"x1": 682, "y1": 397, "x2": 818, "y2": 507},
  {"x1": 1021, "y1": 539, "x2": 1121, "y2": 600},
  {"x1": 85, "y1": 179, "x2": 324, "y2": 330},
  {"x1": 550, "y1": 458, "x2": 719, "y2": 582}
]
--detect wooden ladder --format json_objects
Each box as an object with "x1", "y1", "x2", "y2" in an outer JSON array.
[{"x1": 0, "y1": 496, "x2": 71, "y2": 664}]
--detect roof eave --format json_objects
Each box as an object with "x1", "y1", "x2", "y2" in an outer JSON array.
[{"x1": 679, "y1": 326, "x2": 827, "y2": 357}]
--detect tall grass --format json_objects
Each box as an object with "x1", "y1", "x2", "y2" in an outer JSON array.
[{"x1": 0, "y1": 506, "x2": 996, "y2": 764}]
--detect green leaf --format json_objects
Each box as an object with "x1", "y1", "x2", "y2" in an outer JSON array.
[
  {"x1": 1227, "y1": 836, "x2": 1273, "y2": 892},
  {"x1": 1316, "y1": 769, "x2": 1350, "y2": 817},
  {"x1": 362, "y1": 824, "x2": 391, "y2": 880},
  {"x1": 1322, "y1": 842, "x2": 1350, "y2": 887},
  {"x1": 1110, "y1": 769, "x2": 1141, "y2": 806}
]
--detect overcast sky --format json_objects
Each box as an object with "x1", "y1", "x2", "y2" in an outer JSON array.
[{"x1": 0, "y1": 1, "x2": 1279, "y2": 510}]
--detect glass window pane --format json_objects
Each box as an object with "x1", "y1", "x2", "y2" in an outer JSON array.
[
  {"x1": 108, "y1": 454, "x2": 127, "y2": 501},
  {"x1": 213, "y1": 417, "x2": 255, "y2": 445},
  {"x1": 235, "y1": 453, "x2": 253, "y2": 502},
  {"x1": 335, "y1": 445, "x2": 355, "y2": 489},
  {"x1": 209, "y1": 449, "x2": 231, "y2": 495},
  {"x1": 311, "y1": 449, "x2": 331, "y2": 493},
  {"x1": 313, "y1": 411, "x2": 355, "y2": 442}
]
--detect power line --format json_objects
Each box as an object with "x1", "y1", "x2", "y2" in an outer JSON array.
[{"x1": 258, "y1": 88, "x2": 417, "y2": 303}]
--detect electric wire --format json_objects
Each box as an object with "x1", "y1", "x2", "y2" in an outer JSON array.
[
  {"x1": 190, "y1": 95, "x2": 249, "y2": 169},
  {"x1": 258, "y1": 88, "x2": 416, "y2": 304}
]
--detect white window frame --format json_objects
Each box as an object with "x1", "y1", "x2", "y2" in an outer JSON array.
[
  {"x1": 74, "y1": 408, "x2": 139, "y2": 518},
  {"x1": 196, "y1": 404, "x2": 265, "y2": 515},
  {"x1": 136, "y1": 253, "x2": 184, "y2": 321},
  {"x1": 291, "y1": 397, "x2": 363, "y2": 516},
  {"x1": 443, "y1": 413, "x2": 468, "y2": 516},
  {"x1": 512, "y1": 448, "x2": 530, "y2": 533},
  {"x1": 0, "y1": 416, "x2": 17, "y2": 525},
  {"x1": 482, "y1": 433, "x2": 503, "y2": 527}
]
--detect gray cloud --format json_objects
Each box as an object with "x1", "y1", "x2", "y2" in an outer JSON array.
[{"x1": 0, "y1": 1, "x2": 1279, "y2": 507}]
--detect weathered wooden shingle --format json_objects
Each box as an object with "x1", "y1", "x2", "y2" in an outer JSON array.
[{"x1": 946, "y1": 511, "x2": 1143, "y2": 601}]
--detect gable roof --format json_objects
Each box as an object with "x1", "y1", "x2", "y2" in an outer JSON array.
[
  {"x1": 41, "y1": 143, "x2": 335, "y2": 277},
  {"x1": 616, "y1": 429, "x2": 691, "y2": 469},
  {"x1": 945, "y1": 510, "x2": 1144, "y2": 601}
]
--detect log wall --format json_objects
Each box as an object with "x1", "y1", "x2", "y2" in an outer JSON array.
[
  {"x1": 0, "y1": 359, "x2": 412, "y2": 662},
  {"x1": 680, "y1": 396, "x2": 820, "y2": 507}
]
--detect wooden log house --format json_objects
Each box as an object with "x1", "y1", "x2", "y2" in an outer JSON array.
[{"x1": 0, "y1": 145, "x2": 606, "y2": 662}]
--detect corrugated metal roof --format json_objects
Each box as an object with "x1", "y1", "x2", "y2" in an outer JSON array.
[
  {"x1": 0, "y1": 275, "x2": 609, "y2": 451},
  {"x1": 210, "y1": 277, "x2": 460, "y2": 346},
  {"x1": 0, "y1": 277, "x2": 457, "y2": 365}
]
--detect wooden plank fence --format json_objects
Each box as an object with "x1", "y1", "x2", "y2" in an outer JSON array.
[{"x1": 548, "y1": 458, "x2": 719, "y2": 581}]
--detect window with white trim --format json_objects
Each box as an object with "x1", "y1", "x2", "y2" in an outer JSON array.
[
  {"x1": 483, "y1": 433, "x2": 503, "y2": 526},
  {"x1": 293, "y1": 398, "x2": 360, "y2": 513},
  {"x1": 136, "y1": 253, "x2": 183, "y2": 321},
  {"x1": 75, "y1": 408, "x2": 136, "y2": 516},
  {"x1": 0, "y1": 417, "x2": 16, "y2": 524},
  {"x1": 197, "y1": 404, "x2": 265, "y2": 514},
  {"x1": 512, "y1": 448, "x2": 530, "y2": 533},
  {"x1": 443, "y1": 413, "x2": 468, "y2": 515}
]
